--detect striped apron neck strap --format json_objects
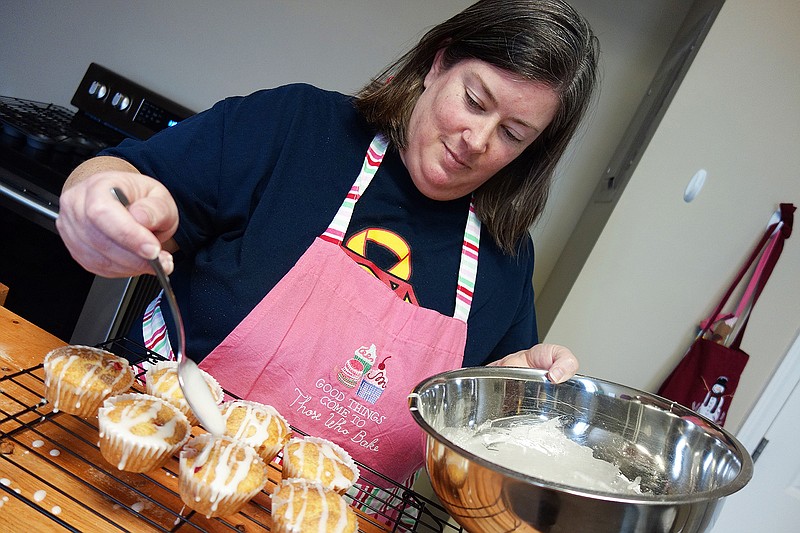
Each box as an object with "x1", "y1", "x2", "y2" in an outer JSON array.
[
  {"x1": 454, "y1": 198, "x2": 480, "y2": 323},
  {"x1": 322, "y1": 133, "x2": 389, "y2": 244}
]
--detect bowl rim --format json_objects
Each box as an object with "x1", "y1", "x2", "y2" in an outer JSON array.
[{"x1": 408, "y1": 366, "x2": 754, "y2": 505}]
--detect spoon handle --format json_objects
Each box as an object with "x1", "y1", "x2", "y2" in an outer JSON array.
[
  {"x1": 111, "y1": 187, "x2": 225, "y2": 435},
  {"x1": 110, "y1": 187, "x2": 186, "y2": 361}
]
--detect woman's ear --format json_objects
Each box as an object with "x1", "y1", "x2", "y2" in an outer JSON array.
[{"x1": 423, "y1": 48, "x2": 447, "y2": 89}]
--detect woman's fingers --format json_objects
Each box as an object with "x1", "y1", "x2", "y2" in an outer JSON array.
[
  {"x1": 56, "y1": 170, "x2": 178, "y2": 277},
  {"x1": 488, "y1": 343, "x2": 579, "y2": 383}
]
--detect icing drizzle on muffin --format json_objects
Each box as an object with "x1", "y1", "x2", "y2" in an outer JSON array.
[
  {"x1": 272, "y1": 478, "x2": 358, "y2": 533},
  {"x1": 43, "y1": 345, "x2": 134, "y2": 415},
  {"x1": 98, "y1": 393, "x2": 190, "y2": 471}
]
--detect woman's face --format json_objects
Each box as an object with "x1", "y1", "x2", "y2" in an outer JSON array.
[{"x1": 401, "y1": 50, "x2": 560, "y2": 201}]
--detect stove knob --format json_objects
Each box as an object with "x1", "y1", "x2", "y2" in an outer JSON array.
[
  {"x1": 111, "y1": 92, "x2": 131, "y2": 111},
  {"x1": 88, "y1": 81, "x2": 108, "y2": 99}
]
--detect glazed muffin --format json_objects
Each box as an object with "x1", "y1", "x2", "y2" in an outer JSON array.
[
  {"x1": 178, "y1": 434, "x2": 268, "y2": 518},
  {"x1": 145, "y1": 361, "x2": 223, "y2": 426},
  {"x1": 281, "y1": 436, "x2": 359, "y2": 494},
  {"x1": 220, "y1": 400, "x2": 291, "y2": 464},
  {"x1": 43, "y1": 345, "x2": 135, "y2": 418},
  {"x1": 98, "y1": 393, "x2": 191, "y2": 472},
  {"x1": 271, "y1": 478, "x2": 358, "y2": 533}
]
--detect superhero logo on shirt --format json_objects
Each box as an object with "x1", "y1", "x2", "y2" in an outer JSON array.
[{"x1": 342, "y1": 228, "x2": 418, "y2": 305}]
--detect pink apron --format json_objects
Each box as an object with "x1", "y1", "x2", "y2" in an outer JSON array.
[{"x1": 156, "y1": 134, "x2": 482, "y2": 484}]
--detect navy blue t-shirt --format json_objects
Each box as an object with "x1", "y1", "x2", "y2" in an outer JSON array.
[{"x1": 103, "y1": 84, "x2": 537, "y2": 366}]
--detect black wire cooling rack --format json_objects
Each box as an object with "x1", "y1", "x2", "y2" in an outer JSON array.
[{"x1": 0, "y1": 337, "x2": 463, "y2": 532}]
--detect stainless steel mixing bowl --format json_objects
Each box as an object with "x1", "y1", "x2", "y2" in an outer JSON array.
[{"x1": 408, "y1": 367, "x2": 752, "y2": 533}]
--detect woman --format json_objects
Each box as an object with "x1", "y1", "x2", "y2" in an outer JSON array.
[{"x1": 56, "y1": 0, "x2": 598, "y2": 486}]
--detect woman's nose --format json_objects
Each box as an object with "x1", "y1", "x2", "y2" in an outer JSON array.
[{"x1": 463, "y1": 120, "x2": 492, "y2": 153}]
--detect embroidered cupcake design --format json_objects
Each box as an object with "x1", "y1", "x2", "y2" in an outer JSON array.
[
  {"x1": 336, "y1": 344, "x2": 377, "y2": 389},
  {"x1": 336, "y1": 358, "x2": 364, "y2": 389},
  {"x1": 356, "y1": 356, "x2": 390, "y2": 405},
  {"x1": 353, "y1": 344, "x2": 377, "y2": 374}
]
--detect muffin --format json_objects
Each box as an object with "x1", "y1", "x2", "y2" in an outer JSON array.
[
  {"x1": 281, "y1": 436, "x2": 359, "y2": 494},
  {"x1": 178, "y1": 434, "x2": 268, "y2": 517},
  {"x1": 98, "y1": 393, "x2": 191, "y2": 473},
  {"x1": 271, "y1": 478, "x2": 358, "y2": 533},
  {"x1": 220, "y1": 400, "x2": 292, "y2": 464},
  {"x1": 43, "y1": 345, "x2": 135, "y2": 418},
  {"x1": 145, "y1": 361, "x2": 223, "y2": 425}
]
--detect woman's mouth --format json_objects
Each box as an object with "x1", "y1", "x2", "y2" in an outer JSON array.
[{"x1": 444, "y1": 144, "x2": 469, "y2": 170}]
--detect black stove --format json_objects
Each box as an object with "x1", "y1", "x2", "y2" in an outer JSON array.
[
  {"x1": 0, "y1": 96, "x2": 110, "y2": 155},
  {"x1": 0, "y1": 62, "x2": 194, "y2": 228},
  {"x1": 0, "y1": 97, "x2": 109, "y2": 228},
  {"x1": 0, "y1": 63, "x2": 194, "y2": 343}
]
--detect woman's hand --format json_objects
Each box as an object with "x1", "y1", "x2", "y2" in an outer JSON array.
[
  {"x1": 487, "y1": 343, "x2": 579, "y2": 383},
  {"x1": 56, "y1": 156, "x2": 179, "y2": 278}
]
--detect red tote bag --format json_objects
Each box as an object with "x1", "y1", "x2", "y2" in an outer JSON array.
[{"x1": 657, "y1": 203, "x2": 795, "y2": 426}]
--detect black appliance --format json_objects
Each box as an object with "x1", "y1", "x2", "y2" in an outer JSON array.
[{"x1": 0, "y1": 63, "x2": 194, "y2": 343}]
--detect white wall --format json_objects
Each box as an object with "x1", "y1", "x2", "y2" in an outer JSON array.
[
  {"x1": 0, "y1": 0, "x2": 472, "y2": 108},
  {"x1": 0, "y1": 0, "x2": 690, "y2": 298},
  {"x1": 545, "y1": 0, "x2": 800, "y2": 432}
]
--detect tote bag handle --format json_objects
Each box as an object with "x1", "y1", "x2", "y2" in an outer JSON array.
[{"x1": 700, "y1": 203, "x2": 794, "y2": 348}]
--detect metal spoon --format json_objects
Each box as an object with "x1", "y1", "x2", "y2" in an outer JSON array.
[{"x1": 111, "y1": 187, "x2": 225, "y2": 435}]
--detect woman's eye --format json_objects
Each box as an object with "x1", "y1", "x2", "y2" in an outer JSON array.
[
  {"x1": 465, "y1": 88, "x2": 523, "y2": 143},
  {"x1": 502, "y1": 127, "x2": 523, "y2": 143},
  {"x1": 465, "y1": 90, "x2": 483, "y2": 111}
]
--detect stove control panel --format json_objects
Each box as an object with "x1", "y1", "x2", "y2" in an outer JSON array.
[{"x1": 71, "y1": 63, "x2": 195, "y2": 141}]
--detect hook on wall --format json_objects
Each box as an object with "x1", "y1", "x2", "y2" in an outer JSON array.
[
  {"x1": 767, "y1": 209, "x2": 782, "y2": 229},
  {"x1": 683, "y1": 169, "x2": 707, "y2": 203}
]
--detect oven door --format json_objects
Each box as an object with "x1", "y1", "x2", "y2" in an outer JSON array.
[{"x1": 0, "y1": 168, "x2": 157, "y2": 344}]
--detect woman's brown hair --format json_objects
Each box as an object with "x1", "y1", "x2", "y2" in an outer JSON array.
[{"x1": 355, "y1": 0, "x2": 599, "y2": 254}]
